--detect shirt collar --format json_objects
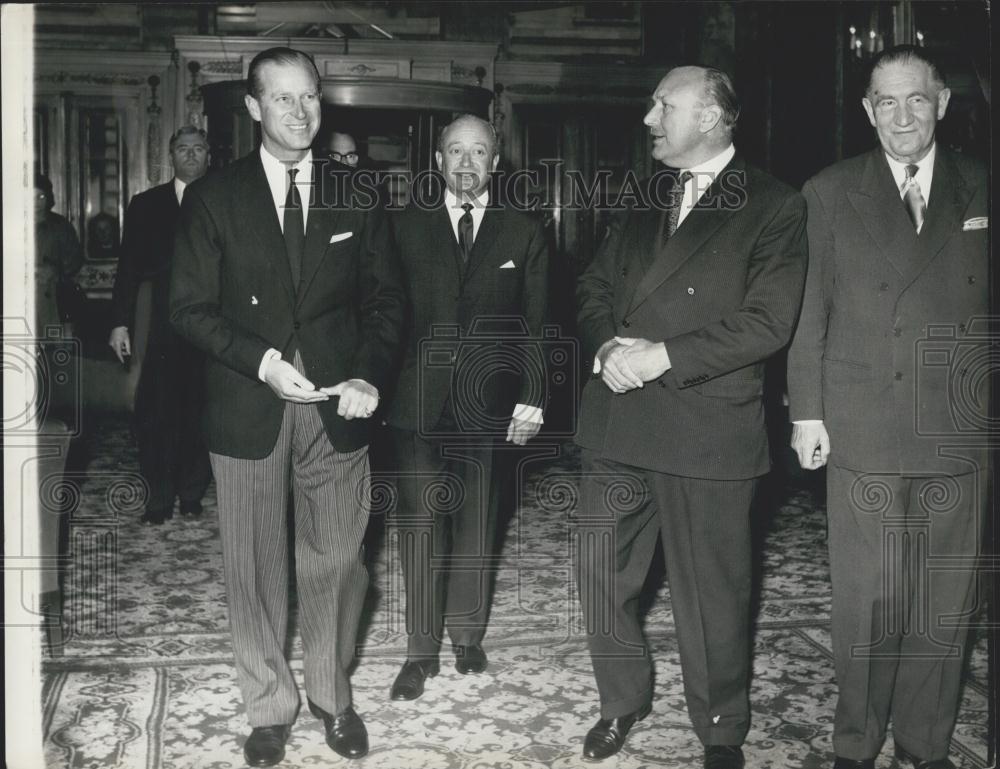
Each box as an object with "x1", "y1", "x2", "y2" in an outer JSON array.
[
  {"x1": 260, "y1": 144, "x2": 313, "y2": 177},
  {"x1": 884, "y1": 143, "x2": 935, "y2": 184},
  {"x1": 682, "y1": 143, "x2": 736, "y2": 182},
  {"x1": 173, "y1": 177, "x2": 187, "y2": 204},
  {"x1": 445, "y1": 187, "x2": 489, "y2": 210}
]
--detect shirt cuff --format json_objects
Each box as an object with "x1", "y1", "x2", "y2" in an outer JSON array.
[
  {"x1": 258, "y1": 348, "x2": 282, "y2": 382},
  {"x1": 512, "y1": 404, "x2": 543, "y2": 424},
  {"x1": 792, "y1": 419, "x2": 824, "y2": 425}
]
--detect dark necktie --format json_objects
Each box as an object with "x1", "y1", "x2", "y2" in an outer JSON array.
[
  {"x1": 457, "y1": 202, "x2": 475, "y2": 264},
  {"x1": 283, "y1": 167, "x2": 304, "y2": 286},
  {"x1": 901, "y1": 163, "x2": 926, "y2": 233},
  {"x1": 662, "y1": 170, "x2": 693, "y2": 244}
]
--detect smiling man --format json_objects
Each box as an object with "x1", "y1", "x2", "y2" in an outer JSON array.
[
  {"x1": 574, "y1": 66, "x2": 807, "y2": 768},
  {"x1": 384, "y1": 114, "x2": 548, "y2": 703},
  {"x1": 170, "y1": 47, "x2": 404, "y2": 766},
  {"x1": 787, "y1": 46, "x2": 988, "y2": 769}
]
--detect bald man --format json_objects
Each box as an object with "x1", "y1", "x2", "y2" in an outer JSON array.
[{"x1": 574, "y1": 66, "x2": 807, "y2": 768}]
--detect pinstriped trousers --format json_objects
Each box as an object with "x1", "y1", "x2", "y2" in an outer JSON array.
[{"x1": 210, "y1": 354, "x2": 370, "y2": 727}]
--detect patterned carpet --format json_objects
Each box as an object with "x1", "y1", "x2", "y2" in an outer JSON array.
[{"x1": 41, "y1": 414, "x2": 990, "y2": 769}]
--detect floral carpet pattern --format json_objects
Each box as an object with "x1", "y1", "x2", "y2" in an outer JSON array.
[{"x1": 41, "y1": 415, "x2": 990, "y2": 768}]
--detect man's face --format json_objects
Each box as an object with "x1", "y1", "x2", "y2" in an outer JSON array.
[
  {"x1": 862, "y1": 59, "x2": 950, "y2": 164},
  {"x1": 643, "y1": 71, "x2": 707, "y2": 169},
  {"x1": 33, "y1": 188, "x2": 48, "y2": 221},
  {"x1": 244, "y1": 61, "x2": 321, "y2": 162},
  {"x1": 435, "y1": 120, "x2": 499, "y2": 199},
  {"x1": 170, "y1": 133, "x2": 210, "y2": 183},
  {"x1": 328, "y1": 133, "x2": 359, "y2": 167}
]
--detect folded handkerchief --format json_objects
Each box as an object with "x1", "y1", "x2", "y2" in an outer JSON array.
[
  {"x1": 963, "y1": 217, "x2": 988, "y2": 231},
  {"x1": 329, "y1": 231, "x2": 354, "y2": 243},
  {"x1": 500, "y1": 260, "x2": 516, "y2": 269}
]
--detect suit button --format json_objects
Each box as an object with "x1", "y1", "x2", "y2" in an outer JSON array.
[
  {"x1": 687, "y1": 287, "x2": 695, "y2": 295},
  {"x1": 968, "y1": 276, "x2": 976, "y2": 284},
  {"x1": 657, "y1": 379, "x2": 666, "y2": 388},
  {"x1": 959, "y1": 323, "x2": 967, "y2": 333},
  {"x1": 894, "y1": 371, "x2": 903, "y2": 381},
  {"x1": 893, "y1": 328, "x2": 902, "y2": 337},
  {"x1": 293, "y1": 321, "x2": 301, "y2": 330},
  {"x1": 621, "y1": 268, "x2": 628, "y2": 277},
  {"x1": 622, "y1": 319, "x2": 631, "y2": 328},
  {"x1": 879, "y1": 282, "x2": 890, "y2": 292}
]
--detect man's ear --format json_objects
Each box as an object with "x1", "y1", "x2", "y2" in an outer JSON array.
[
  {"x1": 699, "y1": 104, "x2": 723, "y2": 134},
  {"x1": 434, "y1": 150, "x2": 443, "y2": 171},
  {"x1": 244, "y1": 94, "x2": 262, "y2": 122},
  {"x1": 861, "y1": 97, "x2": 877, "y2": 128},
  {"x1": 935, "y1": 87, "x2": 952, "y2": 120}
]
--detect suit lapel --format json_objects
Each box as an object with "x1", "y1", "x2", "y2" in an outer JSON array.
[
  {"x1": 626, "y1": 160, "x2": 740, "y2": 314},
  {"x1": 297, "y1": 161, "x2": 343, "y2": 304},
  {"x1": 243, "y1": 154, "x2": 296, "y2": 302},
  {"x1": 847, "y1": 150, "x2": 919, "y2": 278},
  {"x1": 908, "y1": 148, "x2": 973, "y2": 282},
  {"x1": 462, "y1": 204, "x2": 502, "y2": 284}
]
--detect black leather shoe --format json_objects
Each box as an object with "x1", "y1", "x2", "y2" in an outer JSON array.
[
  {"x1": 453, "y1": 644, "x2": 487, "y2": 674},
  {"x1": 582, "y1": 703, "x2": 652, "y2": 761},
  {"x1": 895, "y1": 743, "x2": 956, "y2": 769},
  {"x1": 244, "y1": 725, "x2": 291, "y2": 767},
  {"x1": 142, "y1": 507, "x2": 172, "y2": 525},
  {"x1": 390, "y1": 659, "x2": 440, "y2": 700},
  {"x1": 704, "y1": 745, "x2": 745, "y2": 769},
  {"x1": 179, "y1": 500, "x2": 203, "y2": 517},
  {"x1": 308, "y1": 700, "x2": 368, "y2": 759},
  {"x1": 832, "y1": 758, "x2": 875, "y2": 769}
]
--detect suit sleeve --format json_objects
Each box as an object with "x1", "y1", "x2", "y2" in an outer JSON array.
[
  {"x1": 518, "y1": 217, "x2": 550, "y2": 409},
  {"x1": 169, "y1": 186, "x2": 274, "y2": 380},
  {"x1": 111, "y1": 195, "x2": 144, "y2": 329},
  {"x1": 666, "y1": 191, "x2": 808, "y2": 385},
  {"x1": 786, "y1": 179, "x2": 832, "y2": 420},
  {"x1": 349, "y1": 207, "x2": 406, "y2": 393},
  {"x1": 576, "y1": 212, "x2": 627, "y2": 369}
]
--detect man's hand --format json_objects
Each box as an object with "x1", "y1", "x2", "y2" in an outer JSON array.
[
  {"x1": 264, "y1": 358, "x2": 329, "y2": 403},
  {"x1": 321, "y1": 379, "x2": 379, "y2": 420},
  {"x1": 619, "y1": 338, "x2": 671, "y2": 381},
  {"x1": 791, "y1": 421, "x2": 831, "y2": 470},
  {"x1": 506, "y1": 417, "x2": 541, "y2": 445},
  {"x1": 597, "y1": 339, "x2": 644, "y2": 393},
  {"x1": 108, "y1": 326, "x2": 131, "y2": 363}
]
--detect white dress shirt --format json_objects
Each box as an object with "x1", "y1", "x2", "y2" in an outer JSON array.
[
  {"x1": 676, "y1": 143, "x2": 736, "y2": 229},
  {"x1": 257, "y1": 146, "x2": 314, "y2": 381},
  {"x1": 443, "y1": 187, "x2": 542, "y2": 425},
  {"x1": 174, "y1": 177, "x2": 187, "y2": 206}
]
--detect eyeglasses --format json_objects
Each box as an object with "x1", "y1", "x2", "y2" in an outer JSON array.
[{"x1": 331, "y1": 151, "x2": 359, "y2": 163}]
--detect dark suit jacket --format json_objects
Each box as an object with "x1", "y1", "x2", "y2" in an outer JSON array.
[
  {"x1": 385, "y1": 204, "x2": 549, "y2": 435},
  {"x1": 112, "y1": 181, "x2": 179, "y2": 344},
  {"x1": 787, "y1": 147, "x2": 989, "y2": 475},
  {"x1": 576, "y1": 155, "x2": 808, "y2": 480},
  {"x1": 170, "y1": 153, "x2": 405, "y2": 459}
]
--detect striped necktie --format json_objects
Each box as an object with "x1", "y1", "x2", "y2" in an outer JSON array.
[{"x1": 901, "y1": 163, "x2": 926, "y2": 233}]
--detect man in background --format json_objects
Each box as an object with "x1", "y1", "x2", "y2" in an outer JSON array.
[
  {"x1": 109, "y1": 125, "x2": 212, "y2": 525},
  {"x1": 326, "y1": 130, "x2": 360, "y2": 167},
  {"x1": 787, "y1": 46, "x2": 988, "y2": 769}
]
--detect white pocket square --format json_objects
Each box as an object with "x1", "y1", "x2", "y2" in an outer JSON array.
[
  {"x1": 500, "y1": 260, "x2": 516, "y2": 269},
  {"x1": 963, "y1": 217, "x2": 988, "y2": 231},
  {"x1": 329, "y1": 231, "x2": 354, "y2": 244}
]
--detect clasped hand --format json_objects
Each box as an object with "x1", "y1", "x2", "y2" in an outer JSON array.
[
  {"x1": 264, "y1": 359, "x2": 379, "y2": 419},
  {"x1": 598, "y1": 337, "x2": 670, "y2": 394}
]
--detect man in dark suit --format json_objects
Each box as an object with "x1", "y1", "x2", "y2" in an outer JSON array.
[
  {"x1": 110, "y1": 125, "x2": 212, "y2": 525},
  {"x1": 170, "y1": 48, "x2": 404, "y2": 766},
  {"x1": 574, "y1": 66, "x2": 807, "y2": 768},
  {"x1": 787, "y1": 47, "x2": 988, "y2": 769},
  {"x1": 384, "y1": 114, "x2": 548, "y2": 701}
]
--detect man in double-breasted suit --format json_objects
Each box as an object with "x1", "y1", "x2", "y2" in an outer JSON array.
[
  {"x1": 110, "y1": 126, "x2": 212, "y2": 525},
  {"x1": 170, "y1": 48, "x2": 404, "y2": 766},
  {"x1": 787, "y1": 47, "x2": 988, "y2": 769},
  {"x1": 384, "y1": 114, "x2": 548, "y2": 702},
  {"x1": 574, "y1": 66, "x2": 807, "y2": 768}
]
